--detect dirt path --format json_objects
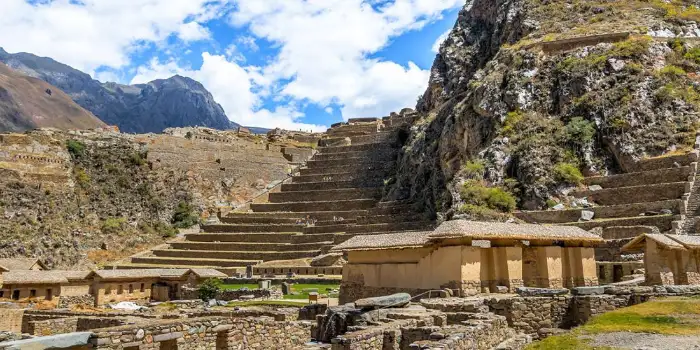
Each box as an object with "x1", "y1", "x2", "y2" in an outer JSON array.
[{"x1": 585, "y1": 332, "x2": 700, "y2": 349}]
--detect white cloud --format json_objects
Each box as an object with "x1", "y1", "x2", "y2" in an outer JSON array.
[
  {"x1": 178, "y1": 22, "x2": 212, "y2": 42},
  {"x1": 0, "y1": 0, "x2": 228, "y2": 72},
  {"x1": 229, "y1": 0, "x2": 462, "y2": 120},
  {"x1": 324, "y1": 107, "x2": 334, "y2": 114},
  {"x1": 237, "y1": 36, "x2": 259, "y2": 52},
  {"x1": 432, "y1": 28, "x2": 451, "y2": 53}
]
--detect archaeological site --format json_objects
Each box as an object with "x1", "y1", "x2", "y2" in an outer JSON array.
[{"x1": 6, "y1": 0, "x2": 700, "y2": 349}]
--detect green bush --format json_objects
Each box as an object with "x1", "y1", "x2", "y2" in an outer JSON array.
[
  {"x1": 462, "y1": 161, "x2": 486, "y2": 179},
  {"x1": 66, "y1": 140, "x2": 86, "y2": 158},
  {"x1": 102, "y1": 217, "x2": 127, "y2": 235},
  {"x1": 566, "y1": 117, "x2": 596, "y2": 146},
  {"x1": 74, "y1": 167, "x2": 91, "y2": 189},
  {"x1": 140, "y1": 221, "x2": 178, "y2": 238},
  {"x1": 198, "y1": 278, "x2": 222, "y2": 301},
  {"x1": 501, "y1": 110, "x2": 524, "y2": 136},
  {"x1": 660, "y1": 65, "x2": 686, "y2": 79},
  {"x1": 553, "y1": 163, "x2": 584, "y2": 185},
  {"x1": 171, "y1": 201, "x2": 199, "y2": 228},
  {"x1": 130, "y1": 152, "x2": 146, "y2": 166},
  {"x1": 685, "y1": 47, "x2": 700, "y2": 64},
  {"x1": 460, "y1": 180, "x2": 517, "y2": 213},
  {"x1": 185, "y1": 131, "x2": 193, "y2": 140}
]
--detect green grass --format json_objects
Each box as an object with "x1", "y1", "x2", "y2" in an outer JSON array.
[
  {"x1": 226, "y1": 300, "x2": 306, "y2": 307},
  {"x1": 220, "y1": 284, "x2": 259, "y2": 291},
  {"x1": 282, "y1": 283, "x2": 340, "y2": 300},
  {"x1": 526, "y1": 298, "x2": 700, "y2": 350}
]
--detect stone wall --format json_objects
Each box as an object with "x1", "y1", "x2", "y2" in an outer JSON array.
[
  {"x1": 0, "y1": 309, "x2": 23, "y2": 333},
  {"x1": 88, "y1": 316, "x2": 312, "y2": 349},
  {"x1": 58, "y1": 295, "x2": 96, "y2": 308},
  {"x1": 26, "y1": 316, "x2": 128, "y2": 336},
  {"x1": 179, "y1": 287, "x2": 274, "y2": 301}
]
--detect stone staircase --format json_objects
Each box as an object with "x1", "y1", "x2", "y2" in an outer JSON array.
[{"x1": 109, "y1": 112, "x2": 434, "y2": 275}]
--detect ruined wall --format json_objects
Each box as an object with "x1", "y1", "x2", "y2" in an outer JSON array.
[
  {"x1": 0, "y1": 309, "x2": 23, "y2": 333},
  {"x1": 27, "y1": 317, "x2": 127, "y2": 336}
]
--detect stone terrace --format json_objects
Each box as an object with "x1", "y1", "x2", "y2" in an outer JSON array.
[
  {"x1": 112, "y1": 111, "x2": 436, "y2": 275},
  {"x1": 515, "y1": 149, "x2": 700, "y2": 283}
]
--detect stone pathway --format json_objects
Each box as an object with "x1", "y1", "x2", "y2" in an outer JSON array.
[{"x1": 585, "y1": 332, "x2": 700, "y2": 349}]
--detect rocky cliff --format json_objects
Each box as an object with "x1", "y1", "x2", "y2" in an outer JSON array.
[
  {"x1": 0, "y1": 62, "x2": 105, "y2": 132},
  {"x1": 387, "y1": 0, "x2": 700, "y2": 220},
  {"x1": 0, "y1": 48, "x2": 238, "y2": 133}
]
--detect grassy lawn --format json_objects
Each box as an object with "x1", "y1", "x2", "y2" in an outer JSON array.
[
  {"x1": 526, "y1": 297, "x2": 700, "y2": 350},
  {"x1": 220, "y1": 283, "x2": 259, "y2": 290},
  {"x1": 226, "y1": 300, "x2": 307, "y2": 307},
  {"x1": 282, "y1": 283, "x2": 340, "y2": 300}
]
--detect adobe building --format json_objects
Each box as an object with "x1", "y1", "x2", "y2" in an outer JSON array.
[
  {"x1": 622, "y1": 234, "x2": 700, "y2": 285},
  {"x1": 0, "y1": 268, "x2": 226, "y2": 307},
  {"x1": 332, "y1": 220, "x2": 602, "y2": 303}
]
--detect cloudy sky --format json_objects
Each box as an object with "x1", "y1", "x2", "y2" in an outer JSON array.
[{"x1": 0, "y1": 0, "x2": 461, "y2": 130}]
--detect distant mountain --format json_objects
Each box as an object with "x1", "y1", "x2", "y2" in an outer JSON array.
[
  {"x1": 0, "y1": 48, "x2": 240, "y2": 133},
  {"x1": 0, "y1": 62, "x2": 105, "y2": 132}
]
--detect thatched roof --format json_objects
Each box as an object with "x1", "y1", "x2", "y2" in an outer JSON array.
[
  {"x1": 0, "y1": 258, "x2": 47, "y2": 272},
  {"x1": 667, "y1": 235, "x2": 700, "y2": 249},
  {"x1": 190, "y1": 269, "x2": 227, "y2": 278},
  {"x1": 331, "y1": 231, "x2": 432, "y2": 252},
  {"x1": 1, "y1": 271, "x2": 70, "y2": 285},
  {"x1": 92, "y1": 269, "x2": 168, "y2": 280},
  {"x1": 622, "y1": 234, "x2": 687, "y2": 252},
  {"x1": 429, "y1": 220, "x2": 603, "y2": 242}
]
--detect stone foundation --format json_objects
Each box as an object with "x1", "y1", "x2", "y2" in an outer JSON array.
[{"x1": 58, "y1": 295, "x2": 96, "y2": 308}]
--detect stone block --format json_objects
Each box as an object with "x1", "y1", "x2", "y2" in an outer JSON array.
[
  {"x1": 571, "y1": 286, "x2": 604, "y2": 295},
  {"x1": 516, "y1": 287, "x2": 569, "y2": 297},
  {"x1": 152, "y1": 332, "x2": 183, "y2": 342},
  {"x1": 355, "y1": 293, "x2": 411, "y2": 309},
  {"x1": 665, "y1": 285, "x2": 700, "y2": 294}
]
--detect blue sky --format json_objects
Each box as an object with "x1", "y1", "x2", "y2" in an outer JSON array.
[{"x1": 0, "y1": 0, "x2": 462, "y2": 130}]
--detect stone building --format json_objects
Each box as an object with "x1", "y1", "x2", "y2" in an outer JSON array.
[
  {"x1": 0, "y1": 258, "x2": 47, "y2": 272},
  {"x1": 622, "y1": 234, "x2": 700, "y2": 285},
  {"x1": 0, "y1": 268, "x2": 226, "y2": 307},
  {"x1": 333, "y1": 220, "x2": 602, "y2": 303}
]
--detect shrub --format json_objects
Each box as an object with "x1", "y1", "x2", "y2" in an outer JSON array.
[
  {"x1": 566, "y1": 117, "x2": 596, "y2": 147},
  {"x1": 185, "y1": 131, "x2": 193, "y2": 140},
  {"x1": 462, "y1": 161, "x2": 486, "y2": 179},
  {"x1": 458, "y1": 204, "x2": 507, "y2": 221},
  {"x1": 74, "y1": 167, "x2": 91, "y2": 189},
  {"x1": 685, "y1": 47, "x2": 700, "y2": 64},
  {"x1": 553, "y1": 162, "x2": 584, "y2": 185},
  {"x1": 66, "y1": 140, "x2": 86, "y2": 158},
  {"x1": 460, "y1": 180, "x2": 517, "y2": 213},
  {"x1": 609, "y1": 36, "x2": 651, "y2": 58},
  {"x1": 102, "y1": 217, "x2": 127, "y2": 235},
  {"x1": 501, "y1": 110, "x2": 524, "y2": 136},
  {"x1": 130, "y1": 152, "x2": 146, "y2": 166},
  {"x1": 140, "y1": 221, "x2": 178, "y2": 238},
  {"x1": 198, "y1": 279, "x2": 222, "y2": 301},
  {"x1": 171, "y1": 201, "x2": 199, "y2": 228},
  {"x1": 660, "y1": 65, "x2": 686, "y2": 79}
]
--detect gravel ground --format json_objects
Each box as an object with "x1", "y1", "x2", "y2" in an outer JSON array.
[{"x1": 585, "y1": 332, "x2": 700, "y2": 349}]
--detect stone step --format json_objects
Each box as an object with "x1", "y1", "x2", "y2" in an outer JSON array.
[
  {"x1": 226, "y1": 210, "x2": 371, "y2": 221},
  {"x1": 584, "y1": 166, "x2": 693, "y2": 189},
  {"x1": 313, "y1": 150, "x2": 395, "y2": 161},
  {"x1": 185, "y1": 233, "x2": 297, "y2": 243},
  {"x1": 570, "y1": 182, "x2": 688, "y2": 206},
  {"x1": 348, "y1": 117, "x2": 380, "y2": 123},
  {"x1": 268, "y1": 188, "x2": 381, "y2": 203},
  {"x1": 219, "y1": 216, "x2": 302, "y2": 225},
  {"x1": 299, "y1": 162, "x2": 392, "y2": 175},
  {"x1": 292, "y1": 233, "x2": 340, "y2": 244},
  {"x1": 560, "y1": 214, "x2": 675, "y2": 231},
  {"x1": 170, "y1": 241, "x2": 332, "y2": 252},
  {"x1": 356, "y1": 214, "x2": 427, "y2": 224},
  {"x1": 131, "y1": 256, "x2": 260, "y2": 267},
  {"x1": 315, "y1": 219, "x2": 357, "y2": 226},
  {"x1": 281, "y1": 180, "x2": 382, "y2": 192},
  {"x1": 318, "y1": 142, "x2": 394, "y2": 154},
  {"x1": 200, "y1": 224, "x2": 303, "y2": 233},
  {"x1": 327, "y1": 123, "x2": 380, "y2": 133},
  {"x1": 303, "y1": 221, "x2": 433, "y2": 234},
  {"x1": 291, "y1": 171, "x2": 385, "y2": 183},
  {"x1": 305, "y1": 157, "x2": 391, "y2": 169},
  {"x1": 601, "y1": 226, "x2": 657, "y2": 240},
  {"x1": 152, "y1": 249, "x2": 320, "y2": 261},
  {"x1": 514, "y1": 200, "x2": 682, "y2": 224},
  {"x1": 634, "y1": 152, "x2": 698, "y2": 172},
  {"x1": 250, "y1": 199, "x2": 378, "y2": 212}
]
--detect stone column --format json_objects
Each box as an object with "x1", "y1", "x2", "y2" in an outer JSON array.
[
  {"x1": 460, "y1": 246, "x2": 482, "y2": 296},
  {"x1": 536, "y1": 247, "x2": 563, "y2": 288}
]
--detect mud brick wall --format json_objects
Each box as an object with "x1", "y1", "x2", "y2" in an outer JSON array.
[{"x1": 0, "y1": 309, "x2": 24, "y2": 333}]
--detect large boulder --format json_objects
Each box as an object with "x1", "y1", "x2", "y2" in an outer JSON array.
[{"x1": 354, "y1": 293, "x2": 411, "y2": 310}]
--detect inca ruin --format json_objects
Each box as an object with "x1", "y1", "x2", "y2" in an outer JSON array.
[{"x1": 5, "y1": 0, "x2": 700, "y2": 349}]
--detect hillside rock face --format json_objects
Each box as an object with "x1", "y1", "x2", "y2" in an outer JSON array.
[
  {"x1": 0, "y1": 62, "x2": 105, "y2": 132},
  {"x1": 387, "y1": 0, "x2": 700, "y2": 219},
  {"x1": 0, "y1": 48, "x2": 238, "y2": 133}
]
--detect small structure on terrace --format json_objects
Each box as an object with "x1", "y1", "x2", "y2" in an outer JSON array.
[
  {"x1": 622, "y1": 233, "x2": 700, "y2": 285},
  {"x1": 333, "y1": 220, "x2": 602, "y2": 303}
]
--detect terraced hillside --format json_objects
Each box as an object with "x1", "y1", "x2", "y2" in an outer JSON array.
[
  {"x1": 516, "y1": 142, "x2": 700, "y2": 283},
  {"x1": 109, "y1": 111, "x2": 435, "y2": 275}
]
